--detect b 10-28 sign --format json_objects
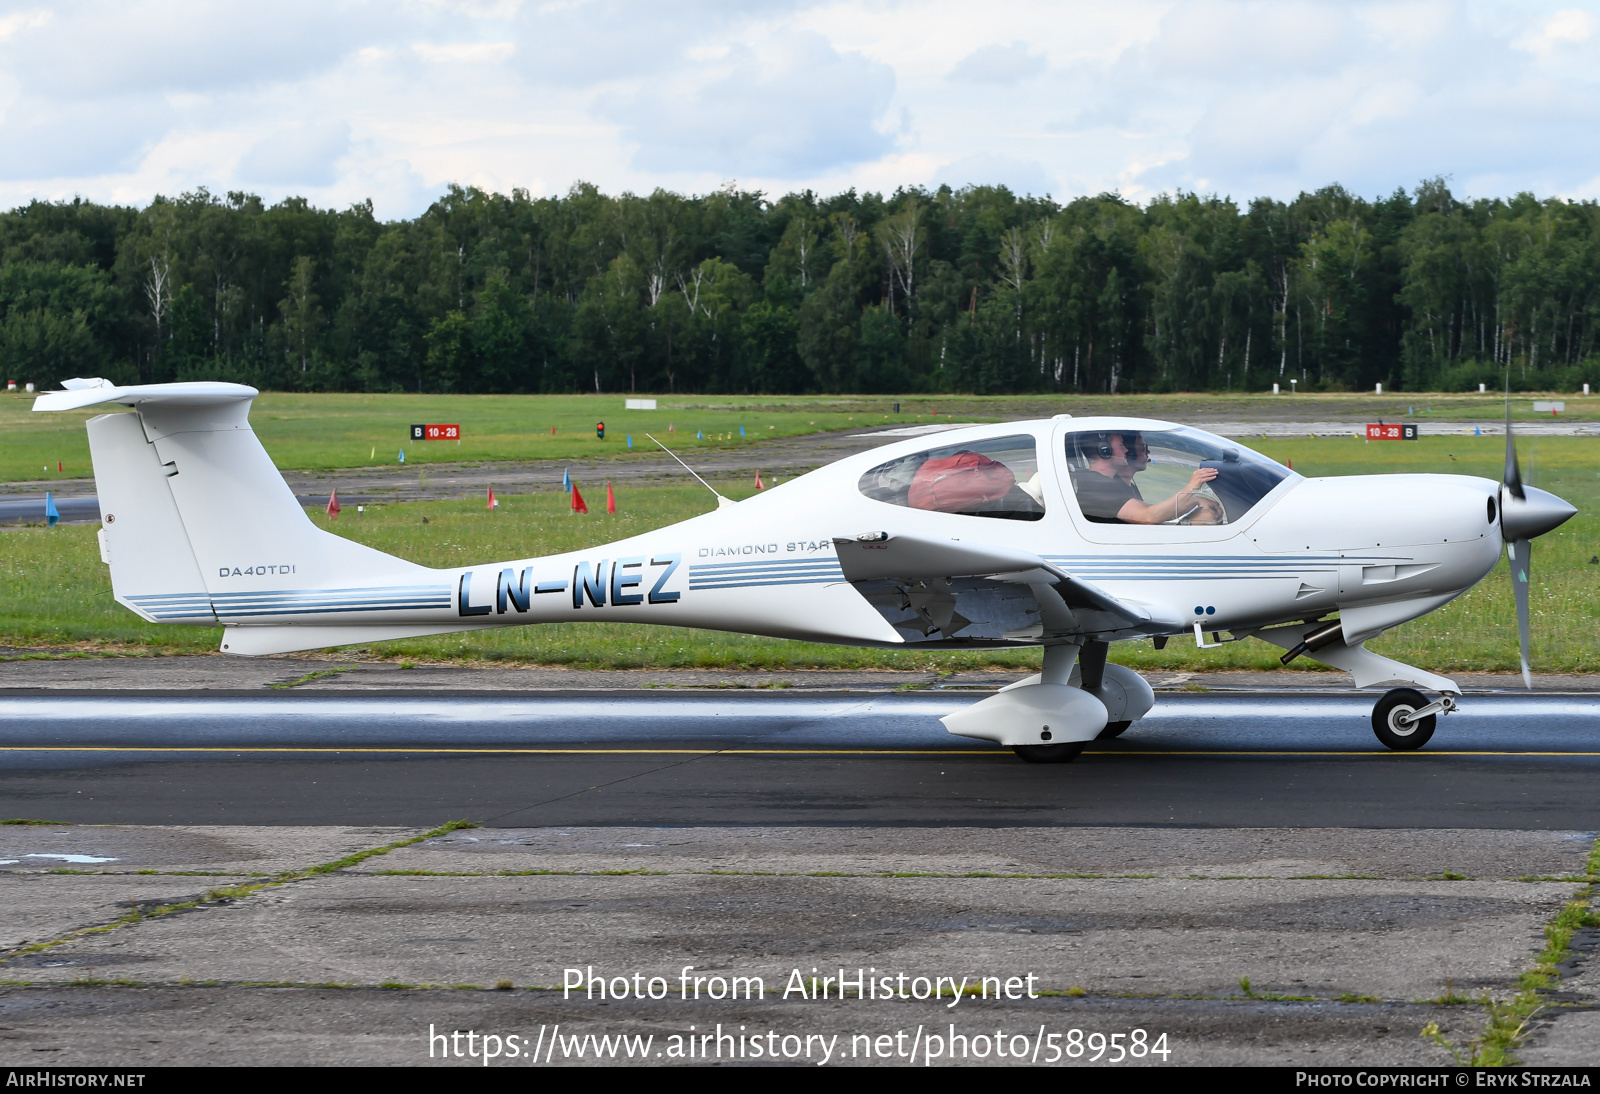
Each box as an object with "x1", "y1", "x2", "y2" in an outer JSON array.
[
  {"x1": 410, "y1": 424, "x2": 461, "y2": 440},
  {"x1": 1365, "y1": 423, "x2": 1418, "y2": 440}
]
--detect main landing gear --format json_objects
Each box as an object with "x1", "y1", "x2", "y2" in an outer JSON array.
[
  {"x1": 1371, "y1": 688, "x2": 1458, "y2": 751},
  {"x1": 1011, "y1": 720, "x2": 1127, "y2": 761},
  {"x1": 1012, "y1": 743, "x2": 1086, "y2": 764}
]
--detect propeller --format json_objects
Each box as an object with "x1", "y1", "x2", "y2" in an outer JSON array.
[{"x1": 1498, "y1": 400, "x2": 1577, "y2": 688}]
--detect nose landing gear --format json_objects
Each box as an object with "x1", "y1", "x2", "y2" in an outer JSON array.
[{"x1": 1371, "y1": 688, "x2": 1458, "y2": 750}]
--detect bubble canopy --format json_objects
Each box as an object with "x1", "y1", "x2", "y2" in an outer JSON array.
[{"x1": 1064, "y1": 426, "x2": 1294, "y2": 525}]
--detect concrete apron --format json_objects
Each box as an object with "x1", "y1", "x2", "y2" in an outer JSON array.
[{"x1": 0, "y1": 824, "x2": 1593, "y2": 1066}]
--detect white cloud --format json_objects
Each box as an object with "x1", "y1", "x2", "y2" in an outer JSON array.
[
  {"x1": 0, "y1": 96, "x2": 169, "y2": 180},
  {"x1": 2, "y1": 1, "x2": 386, "y2": 100},
  {"x1": 610, "y1": 31, "x2": 895, "y2": 176},
  {"x1": 947, "y1": 42, "x2": 1047, "y2": 85},
  {"x1": 237, "y1": 122, "x2": 352, "y2": 186},
  {"x1": 1516, "y1": 6, "x2": 1598, "y2": 56},
  {"x1": 1, "y1": 0, "x2": 1600, "y2": 218}
]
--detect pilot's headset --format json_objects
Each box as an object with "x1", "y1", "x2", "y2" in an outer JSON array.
[{"x1": 1073, "y1": 432, "x2": 1117, "y2": 469}]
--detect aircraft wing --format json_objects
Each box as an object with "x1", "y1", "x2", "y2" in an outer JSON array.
[{"x1": 832, "y1": 532, "x2": 1150, "y2": 641}]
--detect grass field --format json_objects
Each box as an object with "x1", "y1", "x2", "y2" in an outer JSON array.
[
  {"x1": 3, "y1": 433, "x2": 1595, "y2": 673},
  {"x1": 6, "y1": 388, "x2": 1597, "y2": 484}
]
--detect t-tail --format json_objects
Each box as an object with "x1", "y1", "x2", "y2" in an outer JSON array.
[{"x1": 34, "y1": 379, "x2": 495, "y2": 656}]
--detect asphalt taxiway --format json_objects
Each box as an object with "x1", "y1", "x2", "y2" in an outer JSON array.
[{"x1": 0, "y1": 692, "x2": 1597, "y2": 828}]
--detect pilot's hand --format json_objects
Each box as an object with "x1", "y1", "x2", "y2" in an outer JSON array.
[{"x1": 1185, "y1": 466, "x2": 1219, "y2": 492}]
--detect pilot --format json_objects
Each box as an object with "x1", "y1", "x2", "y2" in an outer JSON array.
[{"x1": 1073, "y1": 432, "x2": 1222, "y2": 524}]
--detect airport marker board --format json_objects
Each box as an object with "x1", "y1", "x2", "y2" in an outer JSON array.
[
  {"x1": 410, "y1": 424, "x2": 461, "y2": 440},
  {"x1": 1365, "y1": 423, "x2": 1418, "y2": 440}
]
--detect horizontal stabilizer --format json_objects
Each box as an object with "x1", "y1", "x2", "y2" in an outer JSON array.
[{"x1": 33, "y1": 378, "x2": 258, "y2": 414}]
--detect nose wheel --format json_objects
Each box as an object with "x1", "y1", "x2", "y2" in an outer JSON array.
[{"x1": 1371, "y1": 688, "x2": 1456, "y2": 751}]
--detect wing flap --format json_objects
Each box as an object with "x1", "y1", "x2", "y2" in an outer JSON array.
[
  {"x1": 833, "y1": 532, "x2": 1150, "y2": 637},
  {"x1": 833, "y1": 533, "x2": 1043, "y2": 583}
]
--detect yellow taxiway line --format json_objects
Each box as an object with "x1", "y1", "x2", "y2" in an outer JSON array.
[{"x1": 1, "y1": 746, "x2": 1597, "y2": 757}]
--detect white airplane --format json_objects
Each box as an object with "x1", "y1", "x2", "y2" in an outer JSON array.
[{"x1": 37, "y1": 378, "x2": 1576, "y2": 761}]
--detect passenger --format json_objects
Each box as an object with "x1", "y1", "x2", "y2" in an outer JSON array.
[
  {"x1": 907, "y1": 450, "x2": 1044, "y2": 519},
  {"x1": 1073, "y1": 432, "x2": 1222, "y2": 524}
]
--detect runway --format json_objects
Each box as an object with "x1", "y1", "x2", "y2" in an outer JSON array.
[{"x1": 4, "y1": 693, "x2": 1597, "y2": 828}]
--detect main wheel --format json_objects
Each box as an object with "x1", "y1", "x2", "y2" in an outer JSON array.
[
  {"x1": 1371, "y1": 688, "x2": 1436, "y2": 751},
  {"x1": 1097, "y1": 720, "x2": 1132, "y2": 740},
  {"x1": 1012, "y1": 743, "x2": 1086, "y2": 764}
]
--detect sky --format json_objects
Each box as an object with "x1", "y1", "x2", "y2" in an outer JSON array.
[{"x1": 2, "y1": 0, "x2": 1598, "y2": 219}]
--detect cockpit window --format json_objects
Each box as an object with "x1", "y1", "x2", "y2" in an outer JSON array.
[
  {"x1": 1064, "y1": 428, "x2": 1291, "y2": 525},
  {"x1": 859, "y1": 434, "x2": 1044, "y2": 521}
]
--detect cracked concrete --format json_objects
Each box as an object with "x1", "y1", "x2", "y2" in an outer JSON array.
[
  {"x1": 0, "y1": 989, "x2": 1487, "y2": 1066},
  {"x1": 0, "y1": 826, "x2": 421, "y2": 875},
  {"x1": 11, "y1": 873, "x2": 1569, "y2": 1003},
  {"x1": 365, "y1": 825, "x2": 1595, "y2": 881},
  {"x1": 1516, "y1": 912, "x2": 1600, "y2": 1066},
  {"x1": 0, "y1": 824, "x2": 1586, "y2": 1065}
]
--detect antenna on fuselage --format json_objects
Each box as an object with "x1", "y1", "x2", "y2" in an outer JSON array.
[{"x1": 644, "y1": 434, "x2": 735, "y2": 509}]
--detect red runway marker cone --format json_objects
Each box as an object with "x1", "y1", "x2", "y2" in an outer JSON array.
[
  {"x1": 487, "y1": 486, "x2": 498, "y2": 510},
  {"x1": 550, "y1": 425, "x2": 555, "y2": 434},
  {"x1": 570, "y1": 483, "x2": 588, "y2": 514},
  {"x1": 606, "y1": 481, "x2": 616, "y2": 514},
  {"x1": 57, "y1": 460, "x2": 62, "y2": 472},
  {"x1": 326, "y1": 489, "x2": 342, "y2": 520},
  {"x1": 754, "y1": 470, "x2": 764, "y2": 490}
]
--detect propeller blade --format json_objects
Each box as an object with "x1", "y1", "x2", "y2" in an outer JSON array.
[
  {"x1": 1509, "y1": 537, "x2": 1532, "y2": 689},
  {"x1": 1504, "y1": 397, "x2": 1524, "y2": 499}
]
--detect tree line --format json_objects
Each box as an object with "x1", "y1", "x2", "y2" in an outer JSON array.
[{"x1": 1, "y1": 178, "x2": 1595, "y2": 396}]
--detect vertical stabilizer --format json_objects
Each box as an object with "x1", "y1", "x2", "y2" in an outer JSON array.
[
  {"x1": 86, "y1": 411, "x2": 214, "y2": 624},
  {"x1": 132, "y1": 395, "x2": 431, "y2": 596}
]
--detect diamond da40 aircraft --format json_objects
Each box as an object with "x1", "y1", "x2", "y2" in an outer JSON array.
[{"x1": 37, "y1": 379, "x2": 1576, "y2": 761}]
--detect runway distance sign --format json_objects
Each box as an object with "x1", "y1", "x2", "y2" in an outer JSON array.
[
  {"x1": 410, "y1": 424, "x2": 461, "y2": 440},
  {"x1": 1365, "y1": 423, "x2": 1418, "y2": 440}
]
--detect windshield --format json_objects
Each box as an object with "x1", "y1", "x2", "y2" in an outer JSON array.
[{"x1": 1064, "y1": 427, "x2": 1291, "y2": 525}]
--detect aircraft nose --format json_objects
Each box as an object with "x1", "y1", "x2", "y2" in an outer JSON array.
[{"x1": 1501, "y1": 484, "x2": 1577, "y2": 542}]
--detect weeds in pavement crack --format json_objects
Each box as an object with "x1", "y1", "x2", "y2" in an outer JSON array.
[
  {"x1": 268, "y1": 667, "x2": 354, "y2": 690},
  {"x1": 0, "y1": 819, "x2": 480, "y2": 963},
  {"x1": 1426, "y1": 835, "x2": 1600, "y2": 1065}
]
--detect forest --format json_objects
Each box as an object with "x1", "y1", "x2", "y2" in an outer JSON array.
[{"x1": 1, "y1": 178, "x2": 1595, "y2": 396}]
